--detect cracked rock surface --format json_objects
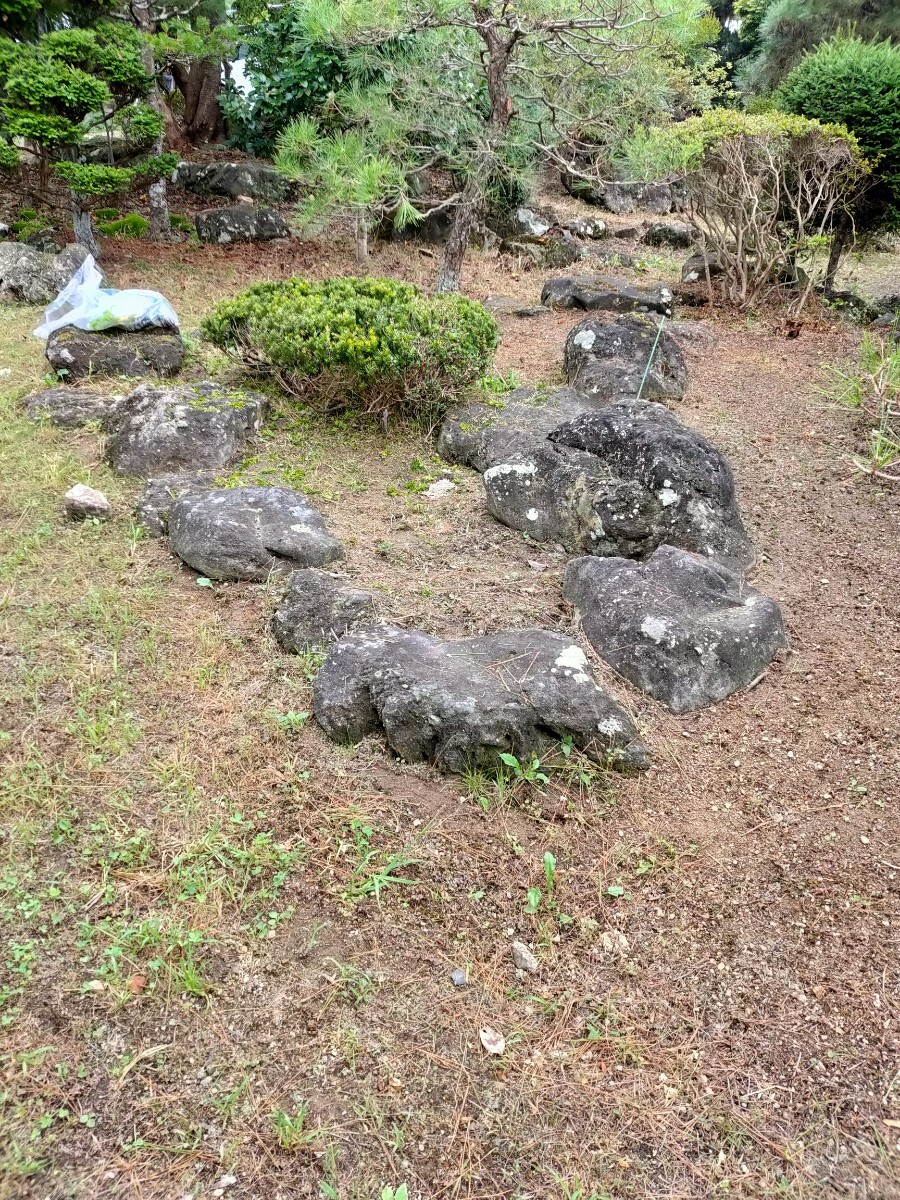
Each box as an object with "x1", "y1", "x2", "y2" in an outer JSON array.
[
  {"x1": 564, "y1": 313, "x2": 687, "y2": 404},
  {"x1": 313, "y1": 625, "x2": 650, "y2": 774}
]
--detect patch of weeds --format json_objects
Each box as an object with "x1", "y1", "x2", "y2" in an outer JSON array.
[
  {"x1": 824, "y1": 330, "x2": 900, "y2": 483},
  {"x1": 66, "y1": 682, "x2": 141, "y2": 763},
  {"x1": 270, "y1": 1098, "x2": 320, "y2": 1152},
  {"x1": 267, "y1": 709, "x2": 310, "y2": 734},
  {"x1": 525, "y1": 851, "x2": 573, "y2": 927},
  {"x1": 339, "y1": 848, "x2": 421, "y2": 906},
  {"x1": 76, "y1": 915, "x2": 211, "y2": 998},
  {"x1": 324, "y1": 961, "x2": 378, "y2": 1005}
]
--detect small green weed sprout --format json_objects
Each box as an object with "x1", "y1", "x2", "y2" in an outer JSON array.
[{"x1": 271, "y1": 1100, "x2": 318, "y2": 1152}]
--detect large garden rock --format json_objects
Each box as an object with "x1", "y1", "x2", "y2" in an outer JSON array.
[
  {"x1": 483, "y1": 295, "x2": 550, "y2": 319},
  {"x1": 104, "y1": 381, "x2": 265, "y2": 477},
  {"x1": 173, "y1": 160, "x2": 292, "y2": 203},
  {"x1": 642, "y1": 221, "x2": 696, "y2": 248},
  {"x1": 490, "y1": 206, "x2": 554, "y2": 239},
  {"x1": 601, "y1": 182, "x2": 674, "y2": 215},
  {"x1": 46, "y1": 327, "x2": 183, "y2": 382},
  {"x1": 135, "y1": 471, "x2": 218, "y2": 536},
  {"x1": 0, "y1": 242, "x2": 91, "y2": 305},
  {"x1": 195, "y1": 204, "x2": 289, "y2": 244},
  {"x1": 682, "y1": 251, "x2": 725, "y2": 284},
  {"x1": 22, "y1": 386, "x2": 121, "y2": 428},
  {"x1": 541, "y1": 274, "x2": 673, "y2": 316},
  {"x1": 564, "y1": 313, "x2": 688, "y2": 404},
  {"x1": 313, "y1": 625, "x2": 650, "y2": 774},
  {"x1": 566, "y1": 216, "x2": 606, "y2": 239},
  {"x1": 502, "y1": 231, "x2": 583, "y2": 269},
  {"x1": 271, "y1": 569, "x2": 376, "y2": 651},
  {"x1": 168, "y1": 486, "x2": 344, "y2": 581},
  {"x1": 563, "y1": 545, "x2": 786, "y2": 712}
]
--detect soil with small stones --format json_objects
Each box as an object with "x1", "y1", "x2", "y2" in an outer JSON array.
[{"x1": 1, "y1": 199, "x2": 898, "y2": 1200}]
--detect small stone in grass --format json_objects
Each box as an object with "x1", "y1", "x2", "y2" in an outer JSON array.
[
  {"x1": 65, "y1": 483, "x2": 110, "y2": 520},
  {"x1": 450, "y1": 967, "x2": 468, "y2": 988},
  {"x1": 511, "y1": 940, "x2": 539, "y2": 974},
  {"x1": 424, "y1": 478, "x2": 456, "y2": 500},
  {"x1": 84, "y1": 979, "x2": 105, "y2": 992}
]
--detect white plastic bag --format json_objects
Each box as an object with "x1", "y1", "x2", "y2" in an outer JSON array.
[{"x1": 33, "y1": 254, "x2": 179, "y2": 340}]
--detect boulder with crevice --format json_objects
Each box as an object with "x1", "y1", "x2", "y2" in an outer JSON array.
[
  {"x1": 541, "y1": 274, "x2": 673, "y2": 316},
  {"x1": 22, "y1": 386, "x2": 121, "y2": 428},
  {"x1": 104, "y1": 381, "x2": 266, "y2": 477},
  {"x1": 313, "y1": 624, "x2": 651, "y2": 774},
  {"x1": 271, "y1": 569, "x2": 376, "y2": 651},
  {"x1": 564, "y1": 313, "x2": 687, "y2": 404},
  {"x1": 564, "y1": 545, "x2": 786, "y2": 712},
  {"x1": 168, "y1": 486, "x2": 344, "y2": 581}
]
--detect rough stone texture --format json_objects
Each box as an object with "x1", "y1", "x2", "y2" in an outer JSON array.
[
  {"x1": 502, "y1": 231, "x2": 583, "y2": 269},
  {"x1": 168, "y1": 486, "x2": 344, "y2": 581},
  {"x1": 491, "y1": 206, "x2": 555, "y2": 239},
  {"x1": 682, "y1": 251, "x2": 725, "y2": 284},
  {"x1": 173, "y1": 160, "x2": 292, "y2": 203},
  {"x1": 541, "y1": 274, "x2": 673, "y2": 316},
  {"x1": 313, "y1": 624, "x2": 650, "y2": 774},
  {"x1": 438, "y1": 386, "x2": 597, "y2": 474},
  {"x1": 563, "y1": 313, "x2": 687, "y2": 405},
  {"x1": 136, "y1": 472, "x2": 218, "y2": 536},
  {"x1": 64, "y1": 483, "x2": 110, "y2": 520},
  {"x1": 601, "y1": 182, "x2": 673, "y2": 215},
  {"x1": 46, "y1": 326, "x2": 183, "y2": 382},
  {"x1": 642, "y1": 220, "x2": 696, "y2": 248},
  {"x1": 271, "y1": 569, "x2": 376, "y2": 651},
  {"x1": 104, "y1": 381, "x2": 266, "y2": 477},
  {"x1": 22, "y1": 386, "x2": 121, "y2": 428},
  {"x1": 511, "y1": 941, "x2": 539, "y2": 973},
  {"x1": 195, "y1": 205, "x2": 289, "y2": 244},
  {"x1": 564, "y1": 545, "x2": 787, "y2": 712},
  {"x1": 24, "y1": 229, "x2": 63, "y2": 254},
  {"x1": 483, "y1": 295, "x2": 550, "y2": 318},
  {"x1": 566, "y1": 216, "x2": 606, "y2": 239},
  {"x1": 0, "y1": 242, "x2": 91, "y2": 305}
]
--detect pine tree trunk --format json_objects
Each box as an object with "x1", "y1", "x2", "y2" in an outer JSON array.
[
  {"x1": 825, "y1": 217, "x2": 849, "y2": 296},
  {"x1": 71, "y1": 196, "x2": 99, "y2": 258},
  {"x1": 355, "y1": 211, "x2": 369, "y2": 271},
  {"x1": 436, "y1": 179, "x2": 482, "y2": 294},
  {"x1": 132, "y1": 0, "x2": 173, "y2": 241}
]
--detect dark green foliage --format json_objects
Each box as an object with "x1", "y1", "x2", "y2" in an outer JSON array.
[
  {"x1": 92, "y1": 207, "x2": 120, "y2": 221},
  {"x1": 96, "y1": 213, "x2": 150, "y2": 238},
  {"x1": 121, "y1": 103, "x2": 165, "y2": 150},
  {"x1": 220, "y1": 7, "x2": 345, "y2": 155},
  {"x1": 169, "y1": 212, "x2": 194, "y2": 233},
  {"x1": 52, "y1": 153, "x2": 178, "y2": 199},
  {"x1": 777, "y1": 36, "x2": 900, "y2": 220},
  {"x1": 0, "y1": 140, "x2": 18, "y2": 170},
  {"x1": 202, "y1": 276, "x2": 498, "y2": 424}
]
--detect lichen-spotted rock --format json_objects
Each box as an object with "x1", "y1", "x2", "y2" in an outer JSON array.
[
  {"x1": 168, "y1": 486, "x2": 344, "y2": 581},
  {"x1": 313, "y1": 625, "x2": 650, "y2": 774},
  {"x1": 564, "y1": 545, "x2": 786, "y2": 712},
  {"x1": 46, "y1": 326, "x2": 183, "y2": 382},
  {"x1": 104, "y1": 381, "x2": 266, "y2": 477},
  {"x1": 564, "y1": 313, "x2": 687, "y2": 404}
]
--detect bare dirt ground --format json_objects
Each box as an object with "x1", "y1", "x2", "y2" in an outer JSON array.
[{"x1": 1, "y1": 206, "x2": 899, "y2": 1200}]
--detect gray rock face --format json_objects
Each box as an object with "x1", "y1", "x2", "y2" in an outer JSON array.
[
  {"x1": 22, "y1": 386, "x2": 120, "y2": 428},
  {"x1": 195, "y1": 205, "x2": 289, "y2": 244},
  {"x1": 104, "y1": 381, "x2": 266, "y2": 477},
  {"x1": 483, "y1": 295, "x2": 550, "y2": 318},
  {"x1": 173, "y1": 161, "x2": 292, "y2": 203},
  {"x1": 136, "y1": 471, "x2": 218, "y2": 535},
  {"x1": 601, "y1": 182, "x2": 673, "y2": 215},
  {"x1": 0, "y1": 243, "x2": 91, "y2": 305},
  {"x1": 271, "y1": 569, "x2": 376, "y2": 651},
  {"x1": 64, "y1": 483, "x2": 110, "y2": 520},
  {"x1": 46, "y1": 326, "x2": 183, "y2": 382},
  {"x1": 682, "y1": 251, "x2": 725, "y2": 284},
  {"x1": 24, "y1": 229, "x2": 62, "y2": 254},
  {"x1": 313, "y1": 624, "x2": 650, "y2": 774},
  {"x1": 566, "y1": 216, "x2": 606, "y2": 239},
  {"x1": 564, "y1": 314, "x2": 687, "y2": 404},
  {"x1": 503, "y1": 231, "x2": 583, "y2": 269},
  {"x1": 168, "y1": 486, "x2": 344, "y2": 581},
  {"x1": 564, "y1": 545, "x2": 786, "y2": 712},
  {"x1": 491, "y1": 206, "x2": 555, "y2": 239},
  {"x1": 541, "y1": 275, "x2": 673, "y2": 316},
  {"x1": 642, "y1": 221, "x2": 696, "y2": 248}
]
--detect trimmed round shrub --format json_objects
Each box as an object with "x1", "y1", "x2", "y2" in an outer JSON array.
[{"x1": 201, "y1": 277, "x2": 498, "y2": 424}]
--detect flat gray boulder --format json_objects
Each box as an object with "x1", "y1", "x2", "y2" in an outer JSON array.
[
  {"x1": 601, "y1": 182, "x2": 673, "y2": 215},
  {"x1": 682, "y1": 251, "x2": 725, "y2": 284},
  {"x1": 271, "y1": 569, "x2": 376, "y2": 651},
  {"x1": 564, "y1": 545, "x2": 786, "y2": 712},
  {"x1": 564, "y1": 313, "x2": 687, "y2": 404},
  {"x1": 642, "y1": 221, "x2": 696, "y2": 248},
  {"x1": 23, "y1": 386, "x2": 121, "y2": 428},
  {"x1": 313, "y1": 625, "x2": 650, "y2": 774},
  {"x1": 47, "y1": 326, "x2": 183, "y2": 382},
  {"x1": 168, "y1": 486, "x2": 344, "y2": 581},
  {"x1": 173, "y1": 160, "x2": 292, "y2": 203},
  {"x1": 195, "y1": 205, "x2": 289, "y2": 244},
  {"x1": 104, "y1": 381, "x2": 266, "y2": 477},
  {"x1": 0, "y1": 242, "x2": 91, "y2": 305},
  {"x1": 136, "y1": 471, "x2": 218, "y2": 536},
  {"x1": 541, "y1": 274, "x2": 673, "y2": 316},
  {"x1": 483, "y1": 295, "x2": 550, "y2": 318}
]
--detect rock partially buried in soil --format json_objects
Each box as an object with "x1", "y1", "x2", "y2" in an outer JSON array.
[
  {"x1": 563, "y1": 545, "x2": 786, "y2": 712},
  {"x1": 313, "y1": 625, "x2": 650, "y2": 774},
  {"x1": 271, "y1": 569, "x2": 376, "y2": 651},
  {"x1": 64, "y1": 483, "x2": 110, "y2": 520},
  {"x1": 682, "y1": 251, "x2": 725, "y2": 284},
  {"x1": 642, "y1": 221, "x2": 697, "y2": 248},
  {"x1": 541, "y1": 274, "x2": 673, "y2": 317},
  {"x1": 168, "y1": 486, "x2": 344, "y2": 581},
  {"x1": 511, "y1": 941, "x2": 540, "y2": 973},
  {"x1": 46, "y1": 326, "x2": 183, "y2": 382},
  {"x1": 173, "y1": 160, "x2": 293, "y2": 203},
  {"x1": 502, "y1": 231, "x2": 583, "y2": 269},
  {"x1": 135, "y1": 471, "x2": 219, "y2": 536},
  {"x1": 22, "y1": 386, "x2": 121, "y2": 428},
  {"x1": 0, "y1": 242, "x2": 92, "y2": 305},
  {"x1": 104, "y1": 381, "x2": 266, "y2": 477},
  {"x1": 195, "y1": 204, "x2": 289, "y2": 244},
  {"x1": 483, "y1": 295, "x2": 551, "y2": 318},
  {"x1": 601, "y1": 181, "x2": 674, "y2": 215},
  {"x1": 564, "y1": 313, "x2": 687, "y2": 405},
  {"x1": 566, "y1": 216, "x2": 606, "y2": 239}
]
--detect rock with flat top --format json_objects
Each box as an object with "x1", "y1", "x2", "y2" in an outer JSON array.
[
  {"x1": 46, "y1": 326, "x2": 183, "y2": 382},
  {"x1": 64, "y1": 483, "x2": 110, "y2": 519},
  {"x1": 564, "y1": 545, "x2": 786, "y2": 711},
  {"x1": 271, "y1": 569, "x2": 375, "y2": 651},
  {"x1": 313, "y1": 625, "x2": 650, "y2": 774},
  {"x1": 195, "y1": 205, "x2": 289, "y2": 244},
  {"x1": 484, "y1": 295, "x2": 550, "y2": 318},
  {"x1": 564, "y1": 313, "x2": 687, "y2": 404},
  {"x1": 23, "y1": 386, "x2": 121, "y2": 428},
  {"x1": 173, "y1": 160, "x2": 292, "y2": 203},
  {"x1": 135, "y1": 472, "x2": 218, "y2": 536},
  {"x1": 541, "y1": 274, "x2": 673, "y2": 316}
]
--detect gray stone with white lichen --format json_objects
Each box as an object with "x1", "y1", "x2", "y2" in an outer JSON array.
[
  {"x1": 541, "y1": 274, "x2": 673, "y2": 316},
  {"x1": 168, "y1": 486, "x2": 344, "y2": 581},
  {"x1": 564, "y1": 313, "x2": 687, "y2": 404},
  {"x1": 313, "y1": 624, "x2": 650, "y2": 774},
  {"x1": 563, "y1": 544, "x2": 786, "y2": 712}
]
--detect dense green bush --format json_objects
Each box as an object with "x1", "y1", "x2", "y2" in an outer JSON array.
[
  {"x1": 96, "y1": 213, "x2": 150, "y2": 239},
  {"x1": 202, "y1": 277, "x2": 498, "y2": 424},
  {"x1": 777, "y1": 36, "x2": 900, "y2": 222}
]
